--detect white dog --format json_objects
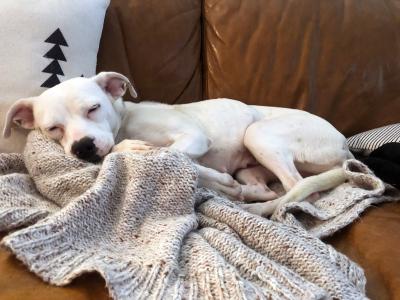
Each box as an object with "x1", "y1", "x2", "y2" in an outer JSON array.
[{"x1": 3, "y1": 72, "x2": 352, "y2": 215}]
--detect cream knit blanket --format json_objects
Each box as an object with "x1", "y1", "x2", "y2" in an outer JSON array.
[{"x1": 0, "y1": 131, "x2": 399, "y2": 300}]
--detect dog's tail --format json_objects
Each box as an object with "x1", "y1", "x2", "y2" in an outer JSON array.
[
  {"x1": 276, "y1": 147, "x2": 352, "y2": 209},
  {"x1": 242, "y1": 168, "x2": 347, "y2": 217},
  {"x1": 275, "y1": 168, "x2": 346, "y2": 209}
]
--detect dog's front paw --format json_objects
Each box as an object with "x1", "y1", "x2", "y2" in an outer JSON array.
[
  {"x1": 112, "y1": 139, "x2": 158, "y2": 153},
  {"x1": 199, "y1": 176, "x2": 243, "y2": 200}
]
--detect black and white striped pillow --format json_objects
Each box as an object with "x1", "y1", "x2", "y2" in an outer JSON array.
[{"x1": 347, "y1": 123, "x2": 400, "y2": 154}]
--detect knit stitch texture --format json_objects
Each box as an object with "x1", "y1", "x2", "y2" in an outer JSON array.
[{"x1": 0, "y1": 131, "x2": 399, "y2": 300}]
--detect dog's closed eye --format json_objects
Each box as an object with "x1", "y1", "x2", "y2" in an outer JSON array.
[
  {"x1": 88, "y1": 104, "x2": 101, "y2": 115},
  {"x1": 48, "y1": 126, "x2": 59, "y2": 132},
  {"x1": 45, "y1": 125, "x2": 64, "y2": 140}
]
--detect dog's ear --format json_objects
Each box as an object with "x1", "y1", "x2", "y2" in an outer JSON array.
[
  {"x1": 3, "y1": 98, "x2": 35, "y2": 138},
  {"x1": 93, "y1": 72, "x2": 138, "y2": 100}
]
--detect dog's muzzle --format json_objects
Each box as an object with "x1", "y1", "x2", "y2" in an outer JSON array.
[{"x1": 71, "y1": 137, "x2": 101, "y2": 163}]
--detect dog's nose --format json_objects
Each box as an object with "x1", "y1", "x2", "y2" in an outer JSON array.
[{"x1": 71, "y1": 137, "x2": 101, "y2": 163}]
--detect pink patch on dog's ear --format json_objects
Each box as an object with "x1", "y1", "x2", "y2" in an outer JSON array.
[
  {"x1": 3, "y1": 98, "x2": 35, "y2": 138},
  {"x1": 93, "y1": 72, "x2": 138, "y2": 100},
  {"x1": 105, "y1": 78, "x2": 127, "y2": 98},
  {"x1": 13, "y1": 106, "x2": 34, "y2": 128}
]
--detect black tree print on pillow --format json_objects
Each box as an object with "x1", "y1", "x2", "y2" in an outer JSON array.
[{"x1": 41, "y1": 28, "x2": 68, "y2": 88}]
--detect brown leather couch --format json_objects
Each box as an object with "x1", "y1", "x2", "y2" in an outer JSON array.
[{"x1": 1, "y1": 1, "x2": 399, "y2": 299}]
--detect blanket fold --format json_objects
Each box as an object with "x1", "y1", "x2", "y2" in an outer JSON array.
[
  {"x1": 0, "y1": 131, "x2": 398, "y2": 300},
  {"x1": 272, "y1": 159, "x2": 399, "y2": 238}
]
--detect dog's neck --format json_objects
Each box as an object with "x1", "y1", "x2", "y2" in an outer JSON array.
[
  {"x1": 112, "y1": 98, "x2": 128, "y2": 139},
  {"x1": 114, "y1": 100, "x2": 175, "y2": 143}
]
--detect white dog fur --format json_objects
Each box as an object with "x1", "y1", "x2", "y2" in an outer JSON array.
[{"x1": 3, "y1": 72, "x2": 353, "y2": 216}]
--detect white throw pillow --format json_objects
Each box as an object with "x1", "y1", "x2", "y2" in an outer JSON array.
[{"x1": 0, "y1": 0, "x2": 110, "y2": 153}]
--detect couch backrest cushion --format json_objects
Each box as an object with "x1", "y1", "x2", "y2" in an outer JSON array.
[
  {"x1": 203, "y1": 0, "x2": 400, "y2": 135},
  {"x1": 97, "y1": 0, "x2": 202, "y2": 104}
]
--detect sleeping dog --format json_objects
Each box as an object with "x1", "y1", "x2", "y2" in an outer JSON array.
[{"x1": 3, "y1": 72, "x2": 353, "y2": 215}]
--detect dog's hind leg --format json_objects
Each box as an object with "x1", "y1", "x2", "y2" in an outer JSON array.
[
  {"x1": 235, "y1": 165, "x2": 278, "y2": 202},
  {"x1": 244, "y1": 122, "x2": 303, "y2": 192},
  {"x1": 244, "y1": 113, "x2": 350, "y2": 191}
]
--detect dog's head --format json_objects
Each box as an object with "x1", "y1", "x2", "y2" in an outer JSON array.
[{"x1": 3, "y1": 72, "x2": 137, "y2": 162}]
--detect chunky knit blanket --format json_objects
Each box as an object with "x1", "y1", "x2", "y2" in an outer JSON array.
[{"x1": 0, "y1": 131, "x2": 399, "y2": 300}]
